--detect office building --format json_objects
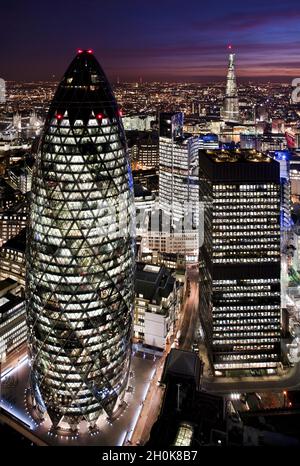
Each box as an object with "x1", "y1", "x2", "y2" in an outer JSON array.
[
  {"x1": 134, "y1": 263, "x2": 180, "y2": 349},
  {"x1": 271, "y1": 151, "x2": 291, "y2": 232},
  {"x1": 8, "y1": 156, "x2": 34, "y2": 194},
  {"x1": 288, "y1": 152, "x2": 300, "y2": 203},
  {"x1": 0, "y1": 78, "x2": 5, "y2": 104},
  {"x1": 26, "y1": 50, "x2": 135, "y2": 429},
  {"x1": 158, "y1": 112, "x2": 201, "y2": 258},
  {"x1": 221, "y1": 52, "x2": 239, "y2": 123},
  {"x1": 122, "y1": 114, "x2": 156, "y2": 132},
  {"x1": 0, "y1": 229, "x2": 26, "y2": 287},
  {"x1": 0, "y1": 278, "x2": 26, "y2": 361},
  {"x1": 131, "y1": 131, "x2": 159, "y2": 169},
  {"x1": 0, "y1": 179, "x2": 21, "y2": 211},
  {"x1": 199, "y1": 149, "x2": 281, "y2": 374},
  {"x1": 0, "y1": 201, "x2": 27, "y2": 245}
]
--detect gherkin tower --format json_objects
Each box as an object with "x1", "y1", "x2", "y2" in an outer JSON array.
[{"x1": 26, "y1": 50, "x2": 135, "y2": 429}]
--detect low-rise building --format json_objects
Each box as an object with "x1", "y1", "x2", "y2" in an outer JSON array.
[
  {"x1": 134, "y1": 262, "x2": 181, "y2": 349},
  {"x1": 0, "y1": 201, "x2": 27, "y2": 245},
  {"x1": 0, "y1": 228, "x2": 26, "y2": 287},
  {"x1": 0, "y1": 278, "x2": 26, "y2": 361}
]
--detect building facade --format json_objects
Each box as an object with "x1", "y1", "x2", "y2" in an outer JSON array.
[
  {"x1": 0, "y1": 201, "x2": 27, "y2": 245},
  {"x1": 131, "y1": 131, "x2": 159, "y2": 169},
  {"x1": 122, "y1": 114, "x2": 156, "y2": 132},
  {"x1": 221, "y1": 53, "x2": 239, "y2": 123},
  {"x1": 0, "y1": 78, "x2": 5, "y2": 104},
  {"x1": 0, "y1": 229, "x2": 26, "y2": 287},
  {"x1": 158, "y1": 112, "x2": 201, "y2": 259},
  {"x1": 134, "y1": 263, "x2": 180, "y2": 349},
  {"x1": 26, "y1": 50, "x2": 135, "y2": 429},
  {"x1": 0, "y1": 278, "x2": 26, "y2": 361},
  {"x1": 199, "y1": 149, "x2": 281, "y2": 374}
]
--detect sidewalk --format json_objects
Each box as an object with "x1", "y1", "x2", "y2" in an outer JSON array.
[{"x1": 128, "y1": 354, "x2": 166, "y2": 446}]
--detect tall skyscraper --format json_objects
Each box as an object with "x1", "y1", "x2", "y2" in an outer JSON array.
[
  {"x1": 158, "y1": 112, "x2": 201, "y2": 258},
  {"x1": 26, "y1": 50, "x2": 135, "y2": 430},
  {"x1": 0, "y1": 78, "x2": 5, "y2": 104},
  {"x1": 199, "y1": 149, "x2": 281, "y2": 375},
  {"x1": 221, "y1": 52, "x2": 239, "y2": 123}
]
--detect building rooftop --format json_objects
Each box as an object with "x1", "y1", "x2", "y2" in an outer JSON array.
[
  {"x1": 199, "y1": 149, "x2": 280, "y2": 182},
  {"x1": 2, "y1": 228, "x2": 26, "y2": 253},
  {"x1": 0, "y1": 291, "x2": 24, "y2": 316},
  {"x1": 204, "y1": 149, "x2": 271, "y2": 163},
  {"x1": 47, "y1": 49, "x2": 119, "y2": 125},
  {"x1": 0, "y1": 278, "x2": 18, "y2": 297},
  {"x1": 0, "y1": 200, "x2": 27, "y2": 216},
  {"x1": 135, "y1": 261, "x2": 175, "y2": 305},
  {"x1": 161, "y1": 349, "x2": 202, "y2": 386},
  {"x1": 134, "y1": 182, "x2": 152, "y2": 198}
]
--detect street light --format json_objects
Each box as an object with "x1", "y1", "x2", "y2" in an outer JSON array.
[{"x1": 283, "y1": 390, "x2": 287, "y2": 408}]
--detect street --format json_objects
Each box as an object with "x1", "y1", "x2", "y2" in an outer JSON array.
[{"x1": 129, "y1": 265, "x2": 200, "y2": 445}]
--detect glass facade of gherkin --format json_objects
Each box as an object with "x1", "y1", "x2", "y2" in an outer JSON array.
[{"x1": 26, "y1": 50, "x2": 135, "y2": 429}]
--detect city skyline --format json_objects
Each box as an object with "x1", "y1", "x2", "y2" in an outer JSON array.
[
  {"x1": 2, "y1": 3, "x2": 300, "y2": 449},
  {"x1": 1, "y1": 0, "x2": 300, "y2": 81}
]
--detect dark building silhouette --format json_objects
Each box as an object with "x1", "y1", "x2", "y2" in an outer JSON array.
[
  {"x1": 199, "y1": 149, "x2": 281, "y2": 375},
  {"x1": 147, "y1": 349, "x2": 225, "y2": 446}
]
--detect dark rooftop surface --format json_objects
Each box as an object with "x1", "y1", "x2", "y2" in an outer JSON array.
[
  {"x1": 0, "y1": 291, "x2": 24, "y2": 316},
  {"x1": 0, "y1": 277, "x2": 17, "y2": 293},
  {"x1": 0, "y1": 178, "x2": 17, "y2": 197},
  {"x1": 240, "y1": 408, "x2": 300, "y2": 444},
  {"x1": 2, "y1": 228, "x2": 26, "y2": 253},
  {"x1": 147, "y1": 349, "x2": 224, "y2": 447},
  {"x1": 203, "y1": 149, "x2": 271, "y2": 163},
  {"x1": 162, "y1": 349, "x2": 202, "y2": 388},
  {"x1": 135, "y1": 262, "x2": 175, "y2": 305},
  {"x1": 134, "y1": 182, "x2": 152, "y2": 198},
  {"x1": 0, "y1": 200, "x2": 27, "y2": 216},
  {"x1": 199, "y1": 149, "x2": 280, "y2": 182}
]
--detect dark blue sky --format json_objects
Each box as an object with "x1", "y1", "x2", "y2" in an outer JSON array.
[{"x1": 1, "y1": 0, "x2": 300, "y2": 81}]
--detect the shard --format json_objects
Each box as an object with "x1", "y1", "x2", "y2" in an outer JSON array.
[
  {"x1": 221, "y1": 52, "x2": 239, "y2": 123},
  {"x1": 26, "y1": 49, "x2": 135, "y2": 430}
]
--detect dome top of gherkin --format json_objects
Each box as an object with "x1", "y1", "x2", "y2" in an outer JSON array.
[{"x1": 48, "y1": 49, "x2": 119, "y2": 124}]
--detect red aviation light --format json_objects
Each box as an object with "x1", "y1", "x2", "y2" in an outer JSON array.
[
  {"x1": 77, "y1": 49, "x2": 83, "y2": 54},
  {"x1": 228, "y1": 44, "x2": 232, "y2": 50},
  {"x1": 56, "y1": 113, "x2": 63, "y2": 120},
  {"x1": 87, "y1": 49, "x2": 93, "y2": 54},
  {"x1": 96, "y1": 113, "x2": 103, "y2": 120}
]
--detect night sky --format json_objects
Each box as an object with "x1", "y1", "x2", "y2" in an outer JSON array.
[{"x1": 1, "y1": 0, "x2": 300, "y2": 82}]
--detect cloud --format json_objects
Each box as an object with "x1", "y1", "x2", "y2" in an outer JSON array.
[{"x1": 192, "y1": 8, "x2": 300, "y2": 33}]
